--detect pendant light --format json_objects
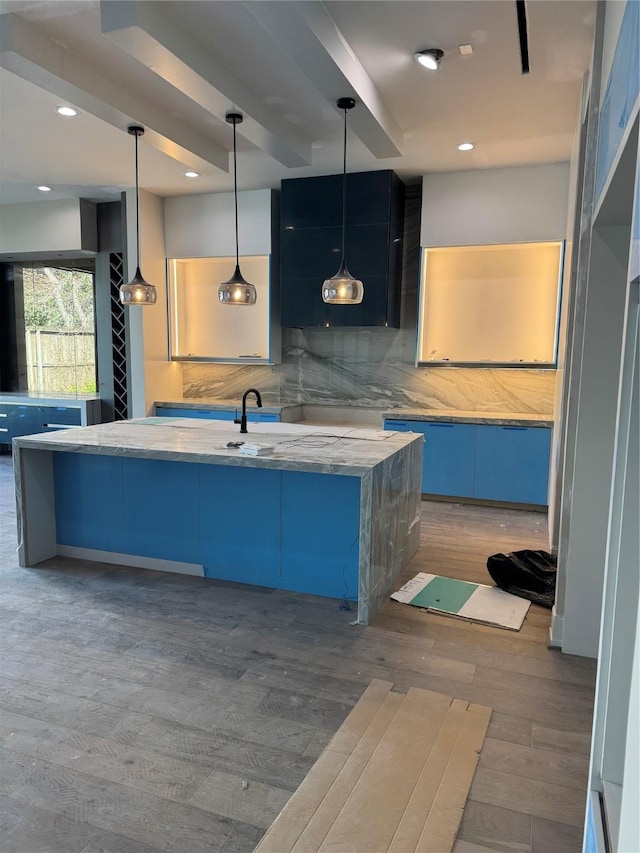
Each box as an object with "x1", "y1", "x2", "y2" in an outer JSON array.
[
  {"x1": 218, "y1": 112, "x2": 257, "y2": 305},
  {"x1": 119, "y1": 125, "x2": 157, "y2": 305},
  {"x1": 322, "y1": 97, "x2": 363, "y2": 305}
]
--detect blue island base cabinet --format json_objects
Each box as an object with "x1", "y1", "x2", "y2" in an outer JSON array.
[
  {"x1": 384, "y1": 420, "x2": 551, "y2": 506},
  {"x1": 52, "y1": 453, "x2": 360, "y2": 601}
]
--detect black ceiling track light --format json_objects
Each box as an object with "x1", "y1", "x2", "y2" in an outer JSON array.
[
  {"x1": 516, "y1": 0, "x2": 530, "y2": 74},
  {"x1": 218, "y1": 111, "x2": 257, "y2": 305},
  {"x1": 119, "y1": 125, "x2": 157, "y2": 305},
  {"x1": 322, "y1": 97, "x2": 364, "y2": 305}
]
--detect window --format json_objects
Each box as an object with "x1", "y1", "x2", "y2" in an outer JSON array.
[{"x1": 19, "y1": 261, "x2": 97, "y2": 395}]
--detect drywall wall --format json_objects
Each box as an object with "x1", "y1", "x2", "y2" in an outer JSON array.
[
  {"x1": 125, "y1": 188, "x2": 182, "y2": 416},
  {"x1": 421, "y1": 163, "x2": 570, "y2": 247}
]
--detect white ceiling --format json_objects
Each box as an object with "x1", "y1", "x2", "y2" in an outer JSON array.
[{"x1": 0, "y1": 0, "x2": 596, "y2": 205}]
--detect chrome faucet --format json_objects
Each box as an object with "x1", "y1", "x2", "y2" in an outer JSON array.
[{"x1": 235, "y1": 388, "x2": 262, "y2": 433}]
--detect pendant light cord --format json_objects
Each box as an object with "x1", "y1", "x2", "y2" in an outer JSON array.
[
  {"x1": 233, "y1": 118, "x2": 239, "y2": 269},
  {"x1": 134, "y1": 129, "x2": 141, "y2": 272},
  {"x1": 341, "y1": 105, "x2": 347, "y2": 265}
]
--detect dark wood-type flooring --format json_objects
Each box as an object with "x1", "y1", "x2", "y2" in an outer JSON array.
[{"x1": 0, "y1": 454, "x2": 596, "y2": 853}]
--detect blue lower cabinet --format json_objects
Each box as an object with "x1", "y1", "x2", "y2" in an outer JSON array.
[
  {"x1": 474, "y1": 426, "x2": 551, "y2": 505},
  {"x1": 384, "y1": 420, "x2": 476, "y2": 497},
  {"x1": 38, "y1": 405, "x2": 82, "y2": 427},
  {"x1": 155, "y1": 407, "x2": 280, "y2": 423},
  {"x1": 423, "y1": 422, "x2": 476, "y2": 498},
  {"x1": 54, "y1": 452, "x2": 125, "y2": 552},
  {"x1": 385, "y1": 418, "x2": 550, "y2": 505},
  {"x1": 120, "y1": 458, "x2": 200, "y2": 563},
  {"x1": 199, "y1": 464, "x2": 281, "y2": 585},
  {"x1": 281, "y1": 470, "x2": 360, "y2": 599},
  {"x1": 0, "y1": 404, "x2": 36, "y2": 440},
  {"x1": 155, "y1": 407, "x2": 234, "y2": 420}
]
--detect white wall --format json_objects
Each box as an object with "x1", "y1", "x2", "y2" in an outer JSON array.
[
  {"x1": 164, "y1": 189, "x2": 274, "y2": 258},
  {"x1": 0, "y1": 198, "x2": 97, "y2": 255},
  {"x1": 549, "y1": 91, "x2": 589, "y2": 558},
  {"x1": 125, "y1": 188, "x2": 182, "y2": 417},
  {"x1": 420, "y1": 163, "x2": 570, "y2": 247}
]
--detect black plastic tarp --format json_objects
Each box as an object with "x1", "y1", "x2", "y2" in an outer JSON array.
[{"x1": 486, "y1": 549, "x2": 557, "y2": 609}]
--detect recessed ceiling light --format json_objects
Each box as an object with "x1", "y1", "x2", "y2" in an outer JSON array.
[
  {"x1": 54, "y1": 106, "x2": 78, "y2": 117},
  {"x1": 184, "y1": 171, "x2": 199, "y2": 178},
  {"x1": 459, "y1": 44, "x2": 474, "y2": 56},
  {"x1": 415, "y1": 48, "x2": 444, "y2": 70},
  {"x1": 37, "y1": 185, "x2": 52, "y2": 192},
  {"x1": 457, "y1": 142, "x2": 475, "y2": 151}
]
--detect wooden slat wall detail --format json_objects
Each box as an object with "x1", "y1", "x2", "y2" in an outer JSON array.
[{"x1": 255, "y1": 682, "x2": 492, "y2": 853}]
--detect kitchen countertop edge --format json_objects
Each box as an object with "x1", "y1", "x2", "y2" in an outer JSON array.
[{"x1": 382, "y1": 409, "x2": 554, "y2": 428}]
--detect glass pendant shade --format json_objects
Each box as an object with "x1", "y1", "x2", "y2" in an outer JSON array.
[
  {"x1": 120, "y1": 125, "x2": 157, "y2": 306},
  {"x1": 120, "y1": 267, "x2": 158, "y2": 304},
  {"x1": 322, "y1": 97, "x2": 363, "y2": 305},
  {"x1": 219, "y1": 264, "x2": 258, "y2": 304},
  {"x1": 219, "y1": 112, "x2": 257, "y2": 306},
  {"x1": 321, "y1": 261, "x2": 364, "y2": 304}
]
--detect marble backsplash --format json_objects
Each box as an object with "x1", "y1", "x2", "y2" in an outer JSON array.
[{"x1": 182, "y1": 329, "x2": 556, "y2": 414}]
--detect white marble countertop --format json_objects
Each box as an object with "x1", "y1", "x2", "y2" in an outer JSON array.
[
  {"x1": 382, "y1": 408, "x2": 554, "y2": 427},
  {"x1": 13, "y1": 418, "x2": 422, "y2": 477}
]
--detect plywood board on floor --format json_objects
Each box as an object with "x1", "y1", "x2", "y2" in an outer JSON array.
[
  {"x1": 255, "y1": 683, "x2": 492, "y2": 853},
  {"x1": 391, "y1": 573, "x2": 531, "y2": 631}
]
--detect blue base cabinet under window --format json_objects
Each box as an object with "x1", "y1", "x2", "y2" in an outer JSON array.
[
  {"x1": 0, "y1": 402, "x2": 83, "y2": 442},
  {"x1": 384, "y1": 419, "x2": 551, "y2": 506},
  {"x1": 154, "y1": 406, "x2": 280, "y2": 423}
]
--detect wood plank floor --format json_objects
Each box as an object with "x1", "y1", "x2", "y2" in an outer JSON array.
[{"x1": 0, "y1": 454, "x2": 596, "y2": 853}]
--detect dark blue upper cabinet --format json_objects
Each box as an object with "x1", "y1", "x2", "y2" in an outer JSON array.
[{"x1": 281, "y1": 170, "x2": 405, "y2": 327}]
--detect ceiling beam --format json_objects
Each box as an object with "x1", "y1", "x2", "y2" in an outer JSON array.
[
  {"x1": 244, "y1": 0, "x2": 403, "y2": 160},
  {"x1": 0, "y1": 12, "x2": 228, "y2": 174},
  {"x1": 100, "y1": 0, "x2": 312, "y2": 168}
]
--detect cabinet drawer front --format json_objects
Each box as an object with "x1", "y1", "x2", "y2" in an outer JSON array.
[
  {"x1": 155, "y1": 407, "x2": 236, "y2": 421},
  {"x1": 38, "y1": 406, "x2": 82, "y2": 426},
  {"x1": 474, "y1": 425, "x2": 551, "y2": 505}
]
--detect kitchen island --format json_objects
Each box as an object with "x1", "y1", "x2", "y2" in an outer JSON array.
[{"x1": 13, "y1": 418, "x2": 422, "y2": 624}]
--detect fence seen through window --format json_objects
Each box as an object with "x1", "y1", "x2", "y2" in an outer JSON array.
[{"x1": 21, "y1": 264, "x2": 97, "y2": 395}]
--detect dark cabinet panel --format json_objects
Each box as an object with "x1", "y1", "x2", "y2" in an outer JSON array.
[
  {"x1": 282, "y1": 224, "x2": 390, "y2": 279},
  {"x1": 281, "y1": 170, "x2": 405, "y2": 327}
]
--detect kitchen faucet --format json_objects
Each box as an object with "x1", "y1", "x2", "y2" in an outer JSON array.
[{"x1": 235, "y1": 388, "x2": 262, "y2": 433}]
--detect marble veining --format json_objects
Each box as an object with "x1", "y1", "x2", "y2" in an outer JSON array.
[
  {"x1": 183, "y1": 333, "x2": 555, "y2": 415},
  {"x1": 13, "y1": 420, "x2": 421, "y2": 478},
  {"x1": 383, "y1": 409, "x2": 554, "y2": 427}
]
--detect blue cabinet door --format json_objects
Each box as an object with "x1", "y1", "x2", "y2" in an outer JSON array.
[
  {"x1": 422, "y1": 422, "x2": 476, "y2": 497},
  {"x1": 280, "y1": 470, "x2": 360, "y2": 600},
  {"x1": 385, "y1": 420, "x2": 476, "y2": 497},
  {"x1": 474, "y1": 425, "x2": 551, "y2": 505},
  {"x1": 199, "y1": 464, "x2": 281, "y2": 585}
]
